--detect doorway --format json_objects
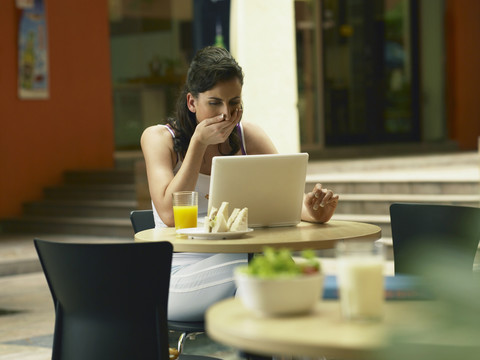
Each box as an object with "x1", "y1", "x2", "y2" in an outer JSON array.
[{"x1": 297, "y1": 0, "x2": 420, "y2": 150}]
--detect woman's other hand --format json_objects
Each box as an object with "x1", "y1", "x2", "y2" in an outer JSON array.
[{"x1": 303, "y1": 183, "x2": 339, "y2": 223}]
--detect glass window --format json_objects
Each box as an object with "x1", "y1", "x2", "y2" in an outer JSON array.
[
  {"x1": 109, "y1": 0, "x2": 194, "y2": 150},
  {"x1": 296, "y1": 0, "x2": 421, "y2": 149}
]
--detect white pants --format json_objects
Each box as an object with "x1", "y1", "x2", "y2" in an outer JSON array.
[{"x1": 168, "y1": 253, "x2": 248, "y2": 321}]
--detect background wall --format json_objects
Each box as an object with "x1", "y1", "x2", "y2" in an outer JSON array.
[
  {"x1": 230, "y1": 0, "x2": 300, "y2": 154},
  {"x1": 0, "y1": 1, "x2": 114, "y2": 218},
  {"x1": 446, "y1": 0, "x2": 480, "y2": 150}
]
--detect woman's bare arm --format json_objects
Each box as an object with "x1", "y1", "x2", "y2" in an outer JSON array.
[
  {"x1": 141, "y1": 113, "x2": 242, "y2": 226},
  {"x1": 141, "y1": 126, "x2": 206, "y2": 226}
]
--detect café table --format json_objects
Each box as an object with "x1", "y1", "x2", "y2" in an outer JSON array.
[
  {"x1": 206, "y1": 298, "x2": 439, "y2": 360},
  {"x1": 133, "y1": 220, "x2": 382, "y2": 254}
]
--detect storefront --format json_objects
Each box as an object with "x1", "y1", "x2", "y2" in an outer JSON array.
[{"x1": 108, "y1": 0, "x2": 477, "y2": 153}]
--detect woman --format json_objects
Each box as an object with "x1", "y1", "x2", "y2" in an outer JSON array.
[{"x1": 141, "y1": 46, "x2": 339, "y2": 321}]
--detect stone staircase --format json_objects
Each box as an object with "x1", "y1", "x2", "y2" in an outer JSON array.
[
  {"x1": 314, "y1": 181, "x2": 480, "y2": 239},
  {"x1": 305, "y1": 151, "x2": 480, "y2": 243},
  {"x1": 0, "y1": 169, "x2": 138, "y2": 238},
  {"x1": 1, "y1": 151, "x2": 478, "y2": 242}
]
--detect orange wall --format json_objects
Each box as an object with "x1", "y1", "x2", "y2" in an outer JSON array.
[
  {"x1": 446, "y1": 0, "x2": 480, "y2": 150},
  {"x1": 0, "y1": 1, "x2": 114, "y2": 217}
]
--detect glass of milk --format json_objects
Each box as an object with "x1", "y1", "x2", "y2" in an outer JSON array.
[{"x1": 336, "y1": 241, "x2": 385, "y2": 321}]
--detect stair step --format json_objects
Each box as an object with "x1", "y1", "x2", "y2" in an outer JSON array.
[
  {"x1": 23, "y1": 200, "x2": 138, "y2": 218},
  {"x1": 1, "y1": 216, "x2": 134, "y2": 237},
  {"x1": 64, "y1": 169, "x2": 135, "y2": 185},
  {"x1": 114, "y1": 150, "x2": 144, "y2": 170},
  {"x1": 44, "y1": 184, "x2": 136, "y2": 200},
  {"x1": 307, "y1": 152, "x2": 478, "y2": 173},
  {"x1": 0, "y1": 258, "x2": 42, "y2": 276},
  {"x1": 305, "y1": 180, "x2": 479, "y2": 195},
  {"x1": 334, "y1": 194, "x2": 480, "y2": 214}
]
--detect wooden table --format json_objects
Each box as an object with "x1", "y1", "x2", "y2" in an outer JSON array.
[
  {"x1": 206, "y1": 298, "x2": 440, "y2": 360},
  {"x1": 134, "y1": 220, "x2": 381, "y2": 253}
]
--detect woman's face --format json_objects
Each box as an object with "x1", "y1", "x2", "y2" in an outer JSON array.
[{"x1": 187, "y1": 77, "x2": 242, "y2": 123}]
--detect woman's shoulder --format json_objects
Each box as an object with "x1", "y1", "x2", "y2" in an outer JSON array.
[
  {"x1": 141, "y1": 124, "x2": 175, "y2": 152},
  {"x1": 241, "y1": 121, "x2": 271, "y2": 138},
  {"x1": 142, "y1": 124, "x2": 170, "y2": 136},
  {"x1": 240, "y1": 121, "x2": 278, "y2": 154},
  {"x1": 240, "y1": 121, "x2": 259, "y2": 132},
  {"x1": 142, "y1": 124, "x2": 173, "y2": 142}
]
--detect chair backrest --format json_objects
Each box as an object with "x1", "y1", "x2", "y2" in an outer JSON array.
[
  {"x1": 130, "y1": 211, "x2": 208, "y2": 342},
  {"x1": 389, "y1": 203, "x2": 480, "y2": 275},
  {"x1": 130, "y1": 209, "x2": 155, "y2": 233},
  {"x1": 34, "y1": 239, "x2": 173, "y2": 360}
]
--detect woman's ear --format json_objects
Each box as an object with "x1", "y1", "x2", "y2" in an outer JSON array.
[{"x1": 186, "y1": 93, "x2": 196, "y2": 113}]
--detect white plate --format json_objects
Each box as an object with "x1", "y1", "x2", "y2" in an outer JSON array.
[{"x1": 176, "y1": 227, "x2": 254, "y2": 239}]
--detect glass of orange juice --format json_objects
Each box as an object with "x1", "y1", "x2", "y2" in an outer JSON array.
[{"x1": 172, "y1": 191, "x2": 198, "y2": 230}]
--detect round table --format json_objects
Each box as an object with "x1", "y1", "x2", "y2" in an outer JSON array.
[
  {"x1": 206, "y1": 298, "x2": 438, "y2": 359},
  {"x1": 134, "y1": 220, "x2": 382, "y2": 253}
]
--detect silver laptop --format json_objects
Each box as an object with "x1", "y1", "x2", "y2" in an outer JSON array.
[{"x1": 208, "y1": 153, "x2": 309, "y2": 228}]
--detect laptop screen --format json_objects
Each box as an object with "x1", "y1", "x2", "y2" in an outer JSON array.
[{"x1": 208, "y1": 153, "x2": 309, "y2": 227}]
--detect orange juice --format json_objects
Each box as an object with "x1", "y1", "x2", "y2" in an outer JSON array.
[{"x1": 173, "y1": 205, "x2": 198, "y2": 229}]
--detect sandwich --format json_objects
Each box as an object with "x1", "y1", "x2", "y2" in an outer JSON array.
[
  {"x1": 211, "y1": 201, "x2": 229, "y2": 233},
  {"x1": 226, "y1": 208, "x2": 240, "y2": 229},
  {"x1": 229, "y1": 207, "x2": 248, "y2": 232},
  {"x1": 203, "y1": 206, "x2": 217, "y2": 232},
  {"x1": 204, "y1": 202, "x2": 228, "y2": 233},
  {"x1": 204, "y1": 202, "x2": 248, "y2": 233}
]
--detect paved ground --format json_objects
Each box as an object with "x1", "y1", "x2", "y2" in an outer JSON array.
[
  {"x1": 0, "y1": 151, "x2": 478, "y2": 359},
  {"x1": 0, "y1": 234, "x2": 246, "y2": 359},
  {"x1": 0, "y1": 233, "x2": 397, "y2": 360}
]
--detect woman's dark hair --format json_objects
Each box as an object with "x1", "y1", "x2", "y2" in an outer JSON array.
[{"x1": 167, "y1": 46, "x2": 244, "y2": 159}]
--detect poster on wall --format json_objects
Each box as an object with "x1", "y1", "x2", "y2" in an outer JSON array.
[{"x1": 17, "y1": 0, "x2": 49, "y2": 99}]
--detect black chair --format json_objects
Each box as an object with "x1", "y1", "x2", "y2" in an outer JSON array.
[
  {"x1": 130, "y1": 209, "x2": 156, "y2": 234},
  {"x1": 34, "y1": 239, "x2": 218, "y2": 360},
  {"x1": 130, "y1": 210, "x2": 206, "y2": 353},
  {"x1": 130, "y1": 211, "x2": 272, "y2": 360},
  {"x1": 389, "y1": 203, "x2": 480, "y2": 276}
]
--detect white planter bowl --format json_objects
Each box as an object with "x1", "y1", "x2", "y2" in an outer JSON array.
[{"x1": 235, "y1": 270, "x2": 324, "y2": 316}]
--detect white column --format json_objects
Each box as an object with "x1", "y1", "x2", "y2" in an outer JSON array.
[{"x1": 230, "y1": 0, "x2": 300, "y2": 153}]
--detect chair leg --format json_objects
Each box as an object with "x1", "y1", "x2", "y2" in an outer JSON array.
[
  {"x1": 176, "y1": 331, "x2": 204, "y2": 354},
  {"x1": 177, "y1": 332, "x2": 187, "y2": 354}
]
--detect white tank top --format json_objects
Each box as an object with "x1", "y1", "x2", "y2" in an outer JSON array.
[
  {"x1": 152, "y1": 125, "x2": 211, "y2": 228},
  {"x1": 152, "y1": 124, "x2": 246, "y2": 267}
]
